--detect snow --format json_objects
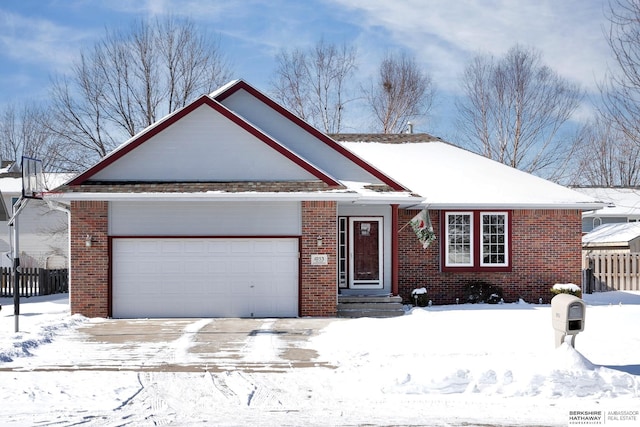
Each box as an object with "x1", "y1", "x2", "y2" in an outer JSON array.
[
  {"x1": 574, "y1": 187, "x2": 640, "y2": 216},
  {"x1": 583, "y1": 222, "x2": 640, "y2": 244},
  {"x1": 0, "y1": 173, "x2": 74, "y2": 194},
  {"x1": 553, "y1": 283, "x2": 582, "y2": 293},
  {"x1": 0, "y1": 292, "x2": 639, "y2": 426},
  {"x1": 341, "y1": 141, "x2": 604, "y2": 209}
]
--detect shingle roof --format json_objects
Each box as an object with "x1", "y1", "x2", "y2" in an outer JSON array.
[
  {"x1": 329, "y1": 133, "x2": 442, "y2": 143},
  {"x1": 57, "y1": 181, "x2": 342, "y2": 194}
]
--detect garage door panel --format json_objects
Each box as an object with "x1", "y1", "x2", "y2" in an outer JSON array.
[
  {"x1": 138, "y1": 240, "x2": 161, "y2": 253},
  {"x1": 207, "y1": 241, "x2": 229, "y2": 253},
  {"x1": 254, "y1": 240, "x2": 274, "y2": 253},
  {"x1": 231, "y1": 240, "x2": 251, "y2": 253},
  {"x1": 112, "y1": 238, "x2": 298, "y2": 318},
  {"x1": 207, "y1": 259, "x2": 228, "y2": 273},
  {"x1": 275, "y1": 239, "x2": 298, "y2": 253},
  {"x1": 184, "y1": 240, "x2": 206, "y2": 253}
]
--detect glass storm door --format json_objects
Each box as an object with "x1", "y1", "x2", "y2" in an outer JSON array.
[{"x1": 349, "y1": 217, "x2": 383, "y2": 289}]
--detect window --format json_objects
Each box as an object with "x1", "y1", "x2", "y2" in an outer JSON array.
[
  {"x1": 481, "y1": 213, "x2": 507, "y2": 267},
  {"x1": 593, "y1": 217, "x2": 601, "y2": 229},
  {"x1": 443, "y1": 211, "x2": 510, "y2": 271},
  {"x1": 445, "y1": 213, "x2": 473, "y2": 266}
]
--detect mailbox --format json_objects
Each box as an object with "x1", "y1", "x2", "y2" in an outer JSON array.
[{"x1": 551, "y1": 293, "x2": 586, "y2": 348}]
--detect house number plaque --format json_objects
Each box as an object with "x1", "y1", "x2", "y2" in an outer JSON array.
[{"x1": 310, "y1": 254, "x2": 329, "y2": 265}]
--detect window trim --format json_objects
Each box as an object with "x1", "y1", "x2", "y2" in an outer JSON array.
[
  {"x1": 479, "y1": 211, "x2": 509, "y2": 268},
  {"x1": 444, "y1": 212, "x2": 474, "y2": 268},
  {"x1": 441, "y1": 210, "x2": 512, "y2": 272}
]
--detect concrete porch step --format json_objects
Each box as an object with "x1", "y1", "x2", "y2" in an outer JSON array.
[
  {"x1": 337, "y1": 295, "x2": 405, "y2": 318},
  {"x1": 338, "y1": 295, "x2": 403, "y2": 304}
]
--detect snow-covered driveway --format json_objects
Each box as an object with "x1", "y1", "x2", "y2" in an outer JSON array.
[
  {"x1": 1, "y1": 293, "x2": 639, "y2": 426},
  {"x1": 1, "y1": 317, "x2": 338, "y2": 373}
]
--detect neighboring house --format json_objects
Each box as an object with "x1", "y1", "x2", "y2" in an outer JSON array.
[
  {"x1": 582, "y1": 223, "x2": 640, "y2": 253},
  {"x1": 573, "y1": 187, "x2": 640, "y2": 233},
  {"x1": 0, "y1": 163, "x2": 70, "y2": 269},
  {"x1": 48, "y1": 79, "x2": 604, "y2": 319}
]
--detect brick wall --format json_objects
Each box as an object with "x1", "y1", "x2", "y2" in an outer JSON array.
[
  {"x1": 300, "y1": 200, "x2": 337, "y2": 316},
  {"x1": 398, "y1": 209, "x2": 583, "y2": 305},
  {"x1": 70, "y1": 201, "x2": 109, "y2": 317}
]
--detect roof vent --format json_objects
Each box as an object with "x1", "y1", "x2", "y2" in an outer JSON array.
[{"x1": 406, "y1": 122, "x2": 413, "y2": 134}]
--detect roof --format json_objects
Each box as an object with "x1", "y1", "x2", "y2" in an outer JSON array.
[
  {"x1": 338, "y1": 137, "x2": 605, "y2": 210},
  {"x1": 66, "y1": 95, "x2": 342, "y2": 188},
  {"x1": 212, "y1": 81, "x2": 408, "y2": 191},
  {"x1": 573, "y1": 187, "x2": 640, "y2": 216},
  {"x1": 49, "y1": 80, "x2": 421, "y2": 206},
  {"x1": 330, "y1": 133, "x2": 443, "y2": 144},
  {"x1": 582, "y1": 222, "x2": 640, "y2": 245}
]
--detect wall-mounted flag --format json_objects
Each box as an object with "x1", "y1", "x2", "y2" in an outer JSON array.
[{"x1": 409, "y1": 209, "x2": 436, "y2": 249}]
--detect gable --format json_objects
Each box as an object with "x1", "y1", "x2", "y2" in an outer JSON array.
[
  {"x1": 70, "y1": 96, "x2": 340, "y2": 186},
  {"x1": 213, "y1": 81, "x2": 407, "y2": 191}
]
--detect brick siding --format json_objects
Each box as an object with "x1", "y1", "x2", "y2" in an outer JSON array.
[
  {"x1": 300, "y1": 200, "x2": 338, "y2": 316},
  {"x1": 69, "y1": 201, "x2": 109, "y2": 317},
  {"x1": 398, "y1": 209, "x2": 583, "y2": 305}
]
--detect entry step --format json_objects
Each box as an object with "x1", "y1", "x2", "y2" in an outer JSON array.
[{"x1": 337, "y1": 295, "x2": 405, "y2": 318}]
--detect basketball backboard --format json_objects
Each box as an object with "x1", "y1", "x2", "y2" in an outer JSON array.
[{"x1": 21, "y1": 156, "x2": 44, "y2": 199}]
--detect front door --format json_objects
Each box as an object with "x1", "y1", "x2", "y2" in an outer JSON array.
[{"x1": 348, "y1": 217, "x2": 383, "y2": 289}]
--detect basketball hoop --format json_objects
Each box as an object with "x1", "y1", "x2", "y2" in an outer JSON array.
[
  {"x1": 21, "y1": 156, "x2": 44, "y2": 199},
  {"x1": 9, "y1": 156, "x2": 44, "y2": 332}
]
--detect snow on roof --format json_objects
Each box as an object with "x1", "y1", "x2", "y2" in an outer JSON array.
[
  {"x1": 340, "y1": 140, "x2": 604, "y2": 209},
  {"x1": 582, "y1": 222, "x2": 640, "y2": 244},
  {"x1": 0, "y1": 173, "x2": 74, "y2": 194},
  {"x1": 208, "y1": 79, "x2": 241, "y2": 98},
  {"x1": 573, "y1": 187, "x2": 640, "y2": 216}
]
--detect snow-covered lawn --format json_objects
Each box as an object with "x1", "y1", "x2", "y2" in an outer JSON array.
[{"x1": 0, "y1": 292, "x2": 639, "y2": 426}]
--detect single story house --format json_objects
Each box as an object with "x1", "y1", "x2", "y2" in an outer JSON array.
[
  {"x1": 573, "y1": 187, "x2": 640, "y2": 233},
  {"x1": 48, "y1": 79, "x2": 604, "y2": 318},
  {"x1": 0, "y1": 163, "x2": 70, "y2": 269}
]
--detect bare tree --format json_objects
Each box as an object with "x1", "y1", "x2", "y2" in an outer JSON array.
[
  {"x1": 601, "y1": 0, "x2": 640, "y2": 145},
  {"x1": 48, "y1": 16, "x2": 233, "y2": 170},
  {"x1": 363, "y1": 52, "x2": 435, "y2": 133},
  {"x1": 456, "y1": 45, "x2": 583, "y2": 179},
  {"x1": 271, "y1": 39, "x2": 357, "y2": 133},
  {"x1": 572, "y1": 115, "x2": 640, "y2": 186},
  {"x1": 0, "y1": 102, "x2": 64, "y2": 171}
]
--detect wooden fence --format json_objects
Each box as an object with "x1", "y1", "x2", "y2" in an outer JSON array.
[
  {"x1": 583, "y1": 253, "x2": 640, "y2": 292},
  {"x1": 0, "y1": 267, "x2": 68, "y2": 297}
]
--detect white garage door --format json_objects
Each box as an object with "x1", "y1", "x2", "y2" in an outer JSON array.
[{"x1": 112, "y1": 238, "x2": 299, "y2": 318}]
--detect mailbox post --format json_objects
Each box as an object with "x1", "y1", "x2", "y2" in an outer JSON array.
[{"x1": 551, "y1": 294, "x2": 586, "y2": 348}]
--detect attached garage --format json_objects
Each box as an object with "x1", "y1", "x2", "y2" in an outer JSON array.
[
  {"x1": 58, "y1": 80, "x2": 416, "y2": 319},
  {"x1": 111, "y1": 237, "x2": 299, "y2": 318}
]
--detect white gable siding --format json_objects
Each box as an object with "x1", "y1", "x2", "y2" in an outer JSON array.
[
  {"x1": 109, "y1": 201, "x2": 301, "y2": 236},
  {"x1": 219, "y1": 90, "x2": 385, "y2": 184},
  {"x1": 91, "y1": 105, "x2": 317, "y2": 182}
]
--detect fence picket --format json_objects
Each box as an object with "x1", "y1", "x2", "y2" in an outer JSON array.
[
  {"x1": 585, "y1": 253, "x2": 640, "y2": 292},
  {"x1": 0, "y1": 267, "x2": 68, "y2": 297}
]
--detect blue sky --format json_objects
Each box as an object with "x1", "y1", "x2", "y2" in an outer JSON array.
[{"x1": 0, "y1": 0, "x2": 613, "y2": 139}]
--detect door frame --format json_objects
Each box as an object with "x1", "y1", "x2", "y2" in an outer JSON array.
[{"x1": 347, "y1": 216, "x2": 384, "y2": 289}]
